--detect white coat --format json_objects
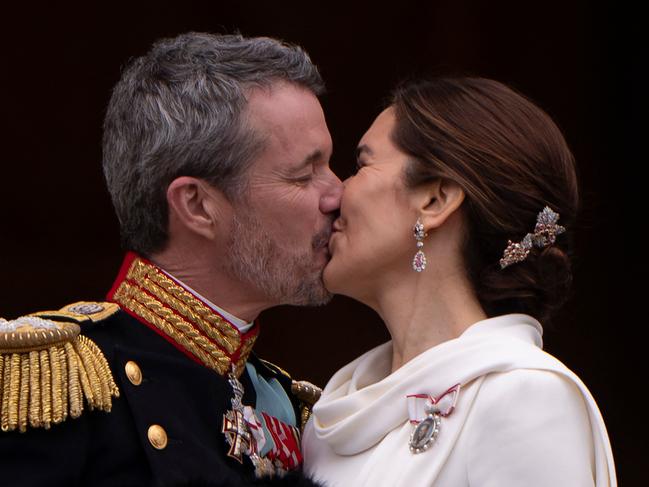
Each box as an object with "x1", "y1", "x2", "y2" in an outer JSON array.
[{"x1": 303, "y1": 314, "x2": 616, "y2": 486}]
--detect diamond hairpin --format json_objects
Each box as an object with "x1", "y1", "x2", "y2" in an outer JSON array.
[{"x1": 499, "y1": 206, "x2": 565, "y2": 269}]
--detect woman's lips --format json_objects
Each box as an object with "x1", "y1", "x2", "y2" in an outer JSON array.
[
  {"x1": 328, "y1": 218, "x2": 344, "y2": 253},
  {"x1": 328, "y1": 230, "x2": 339, "y2": 252}
]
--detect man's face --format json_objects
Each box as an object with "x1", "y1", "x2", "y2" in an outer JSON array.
[{"x1": 225, "y1": 82, "x2": 342, "y2": 306}]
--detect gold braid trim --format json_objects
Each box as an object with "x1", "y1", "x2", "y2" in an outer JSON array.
[
  {"x1": 113, "y1": 281, "x2": 232, "y2": 375},
  {"x1": 139, "y1": 276, "x2": 239, "y2": 355},
  {"x1": 0, "y1": 324, "x2": 79, "y2": 353},
  {"x1": 0, "y1": 333, "x2": 119, "y2": 432},
  {"x1": 234, "y1": 336, "x2": 257, "y2": 377},
  {"x1": 127, "y1": 259, "x2": 241, "y2": 353},
  {"x1": 109, "y1": 256, "x2": 258, "y2": 378}
]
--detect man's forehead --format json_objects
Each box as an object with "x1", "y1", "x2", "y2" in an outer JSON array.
[
  {"x1": 245, "y1": 82, "x2": 324, "y2": 129},
  {"x1": 245, "y1": 82, "x2": 331, "y2": 163}
]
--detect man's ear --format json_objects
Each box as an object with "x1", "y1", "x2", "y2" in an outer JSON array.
[
  {"x1": 166, "y1": 177, "x2": 230, "y2": 240},
  {"x1": 415, "y1": 178, "x2": 465, "y2": 232}
]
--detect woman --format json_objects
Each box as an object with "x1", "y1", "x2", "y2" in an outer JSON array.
[{"x1": 302, "y1": 78, "x2": 615, "y2": 486}]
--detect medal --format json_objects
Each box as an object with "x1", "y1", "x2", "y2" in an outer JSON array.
[
  {"x1": 222, "y1": 367, "x2": 276, "y2": 476},
  {"x1": 407, "y1": 384, "x2": 461, "y2": 454},
  {"x1": 222, "y1": 368, "x2": 251, "y2": 463},
  {"x1": 222, "y1": 366, "x2": 302, "y2": 477},
  {"x1": 409, "y1": 412, "x2": 442, "y2": 453}
]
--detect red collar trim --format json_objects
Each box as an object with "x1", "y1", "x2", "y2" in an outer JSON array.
[{"x1": 107, "y1": 252, "x2": 259, "y2": 377}]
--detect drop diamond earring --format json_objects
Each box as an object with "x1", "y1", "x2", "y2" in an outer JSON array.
[{"x1": 412, "y1": 219, "x2": 427, "y2": 272}]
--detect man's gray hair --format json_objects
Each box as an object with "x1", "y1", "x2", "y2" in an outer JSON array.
[{"x1": 102, "y1": 32, "x2": 325, "y2": 255}]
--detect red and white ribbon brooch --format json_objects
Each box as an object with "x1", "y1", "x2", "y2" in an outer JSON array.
[{"x1": 406, "y1": 384, "x2": 461, "y2": 454}]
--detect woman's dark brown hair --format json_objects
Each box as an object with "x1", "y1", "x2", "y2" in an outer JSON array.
[{"x1": 391, "y1": 77, "x2": 579, "y2": 323}]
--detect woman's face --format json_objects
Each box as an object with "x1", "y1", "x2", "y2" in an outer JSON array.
[{"x1": 324, "y1": 107, "x2": 419, "y2": 298}]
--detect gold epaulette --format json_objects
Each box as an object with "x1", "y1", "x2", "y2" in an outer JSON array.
[
  {"x1": 0, "y1": 308, "x2": 120, "y2": 433},
  {"x1": 260, "y1": 359, "x2": 322, "y2": 430},
  {"x1": 291, "y1": 380, "x2": 322, "y2": 407},
  {"x1": 292, "y1": 380, "x2": 322, "y2": 432},
  {"x1": 30, "y1": 301, "x2": 120, "y2": 324}
]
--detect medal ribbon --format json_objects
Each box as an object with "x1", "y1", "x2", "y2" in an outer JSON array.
[{"x1": 407, "y1": 383, "x2": 461, "y2": 423}]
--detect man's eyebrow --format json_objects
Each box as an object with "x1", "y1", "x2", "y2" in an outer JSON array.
[
  {"x1": 294, "y1": 149, "x2": 324, "y2": 170},
  {"x1": 356, "y1": 144, "x2": 372, "y2": 159}
]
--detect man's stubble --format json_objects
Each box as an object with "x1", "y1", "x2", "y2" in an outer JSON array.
[{"x1": 225, "y1": 209, "x2": 333, "y2": 307}]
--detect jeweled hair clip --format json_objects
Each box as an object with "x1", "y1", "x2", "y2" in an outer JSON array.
[{"x1": 499, "y1": 206, "x2": 566, "y2": 269}]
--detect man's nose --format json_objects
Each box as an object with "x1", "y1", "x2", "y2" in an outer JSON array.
[{"x1": 319, "y1": 169, "x2": 343, "y2": 214}]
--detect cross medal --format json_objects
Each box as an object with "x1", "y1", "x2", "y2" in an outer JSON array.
[
  {"x1": 222, "y1": 370, "x2": 252, "y2": 462},
  {"x1": 221, "y1": 366, "x2": 277, "y2": 477}
]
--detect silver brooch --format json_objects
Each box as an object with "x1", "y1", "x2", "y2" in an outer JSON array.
[
  {"x1": 500, "y1": 206, "x2": 566, "y2": 269},
  {"x1": 409, "y1": 412, "x2": 442, "y2": 453},
  {"x1": 407, "y1": 384, "x2": 460, "y2": 454}
]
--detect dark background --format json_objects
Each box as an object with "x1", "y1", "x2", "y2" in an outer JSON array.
[{"x1": 1, "y1": 1, "x2": 641, "y2": 483}]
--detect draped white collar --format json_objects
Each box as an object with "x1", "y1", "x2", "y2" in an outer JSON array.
[
  {"x1": 312, "y1": 313, "x2": 543, "y2": 455},
  {"x1": 309, "y1": 313, "x2": 614, "y2": 487}
]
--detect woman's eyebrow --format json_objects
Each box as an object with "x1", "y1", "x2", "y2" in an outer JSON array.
[{"x1": 356, "y1": 144, "x2": 373, "y2": 159}]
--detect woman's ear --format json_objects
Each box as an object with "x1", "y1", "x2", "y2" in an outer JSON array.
[
  {"x1": 416, "y1": 178, "x2": 465, "y2": 231},
  {"x1": 166, "y1": 177, "x2": 230, "y2": 240}
]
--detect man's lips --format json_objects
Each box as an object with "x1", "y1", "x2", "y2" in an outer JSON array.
[{"x1": 313, "y1": 223, "x2": 334, "y2": 251}]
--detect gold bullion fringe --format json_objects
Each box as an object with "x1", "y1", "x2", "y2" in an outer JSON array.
[{"x1": 0, "y1": 336, "x2": 119, "y2": 433}]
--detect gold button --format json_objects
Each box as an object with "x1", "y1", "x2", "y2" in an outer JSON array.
[
  {"x1": 125, "y1": 361, "x2": 142, "y2": 386},
  {"x1": 147, "y1": 424, "x2": 168, "y2": 450}
]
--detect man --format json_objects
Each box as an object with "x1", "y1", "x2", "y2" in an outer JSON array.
[{"x1": 0, "y1": 32, "x2": 341, "y2": 486}]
